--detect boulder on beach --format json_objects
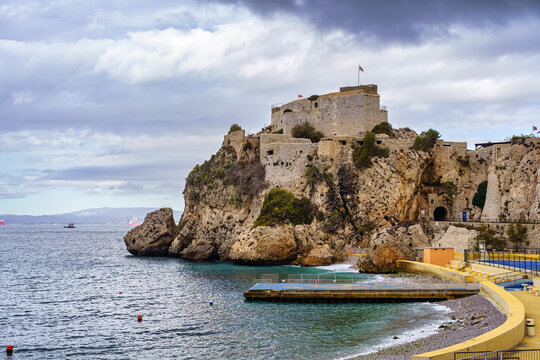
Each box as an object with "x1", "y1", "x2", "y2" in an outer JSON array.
[{"x1": 124, "y1": 208, "x2": 177, "y2": 256}]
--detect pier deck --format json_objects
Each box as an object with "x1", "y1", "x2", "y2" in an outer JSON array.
[{"x1": 244, "y1": 283, "x2": 480, "y2": 302}]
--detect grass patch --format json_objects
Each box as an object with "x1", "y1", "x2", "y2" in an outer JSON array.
[{"x1": 253, "y1": 188, "x2": 314, "y2": 227}]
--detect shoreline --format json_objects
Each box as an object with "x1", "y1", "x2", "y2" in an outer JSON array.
[{"x1": 346, "y1": 274, "x2": 506, "y2": 360}]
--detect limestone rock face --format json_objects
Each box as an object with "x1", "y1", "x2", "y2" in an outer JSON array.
[
  {"x1": 124, "y1": 208, "x2": 176, "y2": 256},
  {"x1": 357, "y1": 224, "x2": 430, "y2": 273},
  {"x1": 229, "y1": 225, "x2": 297, "y2": 265},
  {"x1": 435, "y1": 225, "x2": 477, "y2": 253}
]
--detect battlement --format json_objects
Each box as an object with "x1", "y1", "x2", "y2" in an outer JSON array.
[
  {"x1": 271, "y1": 85, "x2": 387, "y2": 137},
  {"x1": 339, "y1": 84, "x2": 378, "y2": 94}
]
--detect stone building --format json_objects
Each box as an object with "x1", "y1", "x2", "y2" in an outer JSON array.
[{"x1": 270, "y1": 85, "x2": 388, "y2": 136}]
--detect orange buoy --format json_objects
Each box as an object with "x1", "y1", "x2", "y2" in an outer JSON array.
[
  {"x1": 6, "y1": 345, "x2": 13, "y2": 355},
  {"x1": 137, "y1": 315, "x2": 142, "y2": 322}
]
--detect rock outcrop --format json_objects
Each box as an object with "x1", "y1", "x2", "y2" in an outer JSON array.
[
  {"x1": 124, "y1": 208, "x2": 177, "y2": 256},
  {"x1": 435, "y1": 225, "x2": 478, "y2": 253},
  {"x1": 357, "y1": 224, "x2": 430, "y2": 272}
]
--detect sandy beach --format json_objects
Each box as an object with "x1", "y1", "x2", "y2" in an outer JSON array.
[{"x1": 349, "y1": 274, "x2": 506, "y2": 360}]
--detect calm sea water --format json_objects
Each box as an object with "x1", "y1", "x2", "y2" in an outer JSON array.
[{"x1": 0, "y1": 225, "x2": 450, "y2": 359}]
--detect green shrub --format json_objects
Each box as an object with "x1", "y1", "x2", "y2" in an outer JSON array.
[
  {"x1": 308, "y1": 95, "x2": 319, "y2": 102},
  {"x1": 253, "y1": 188, "x2": 314, "y2": 227},
  {"x1": 291, "y1": 122, "x2": 324, "y2": 143},
  {"x1": 224, "y1": 160, "x2": 267, "y2": 198},
  {"x1": 283, "y1": 109, "x2": 292, "y2": 113},
  {"x1": 472, "y1": 181, "x2": 488, "y2": 209},
  {"x1": 506, "y1": 223, "x2": 529, "y2": 251},
  {"x1": 228, "y1": 124, "x2": 242, "y2": 134},
  {"x1": 272, "y1": 129, "x2": 284, "y2": 134},
  {"x1": 371, "y1": 122, "x2": 393, "y2": 136},
  {"x1": 442, "y1": 181, "x2": 457, "y2": 196},
  {"x1": 305, "y1": 165, "x2": 333, "y2": 187},
  {"x1": 353, "y1": 132, "x2": 389, "y2": 169},
  {"x1": 412, "y1": 129, "x2": 440, "y2": 151}
]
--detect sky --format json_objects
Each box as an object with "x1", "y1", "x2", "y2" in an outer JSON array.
[{"x1": 1, "y1": 0, "x2": 540, "y2": 215}]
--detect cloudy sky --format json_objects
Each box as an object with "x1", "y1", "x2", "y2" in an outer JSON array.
[{"x1": 1, "y1": 0, "x2": 539, "y2": 215}]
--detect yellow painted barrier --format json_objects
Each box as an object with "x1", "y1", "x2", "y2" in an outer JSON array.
[
  {"x1": 412, "y1": 281, "x2": 525, "y2": 360},
  {"x1": 397, "y1": 260, "x2": 475, "y2": 283}
]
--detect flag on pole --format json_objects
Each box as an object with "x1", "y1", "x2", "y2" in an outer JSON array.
[
  {"x1": 298, "y1": 94, "x2": 303, "y2": 98},
  {"x1": 358, "y1": 65, "x2": 364, "y2": 72},
  {"x1": 534, "y1": 125, "x2": 538, "y2": 131}
]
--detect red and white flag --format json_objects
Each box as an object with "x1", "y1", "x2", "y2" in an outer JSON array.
[
  {"x1": 358, "y1": 65, "x2": 364, "y2": 72},
  {"x1": 298, "y1": 94, "x2": 303, "y2": 98},
  {"x1": 533, "y1": 125, "x2": 538, "y2": 131}
]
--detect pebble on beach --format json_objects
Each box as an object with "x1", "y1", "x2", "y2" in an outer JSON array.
[{"x1": 350, "y1": 274, "x2": 506, "y2": 360}]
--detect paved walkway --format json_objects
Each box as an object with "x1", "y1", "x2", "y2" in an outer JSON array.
[{"x1": 512, "y1": 290, "x2": 540, "y2": 349}]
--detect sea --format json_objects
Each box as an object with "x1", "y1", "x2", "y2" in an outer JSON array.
[{"x1": 0, "y1": 225, "x2": 451, "y2": 359}]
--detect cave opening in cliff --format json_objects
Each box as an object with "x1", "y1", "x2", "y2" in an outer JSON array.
[{"x1": 433, "y1": 206, "x2": 448, "y2": 221}]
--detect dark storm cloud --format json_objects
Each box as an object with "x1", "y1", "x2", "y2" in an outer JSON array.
[{"x1": 218, "y1": 0, "x2": 540, "y2": 42}]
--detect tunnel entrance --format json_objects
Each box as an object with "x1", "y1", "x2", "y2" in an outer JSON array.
[{"x1": 433, "y1": 206, "x2": 448, "y2": 221}]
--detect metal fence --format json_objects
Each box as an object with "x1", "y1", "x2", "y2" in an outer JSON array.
[
  {"x1": 252, "y1": 273, "x2": 369, "y2": 285},
  {"x1": 465, "y1": 250, "x2": 540, "y2": 277},
  {"x1": 430, "y1": 217, "x2": 539, "y2": 224},
  {"x1": 454, "y1": 349, "x2": 540, "y2": 359}
]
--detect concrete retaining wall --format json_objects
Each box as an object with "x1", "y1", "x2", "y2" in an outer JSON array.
[{"x1": 397, "y1": 260, "x2": 475, "y2": 283}]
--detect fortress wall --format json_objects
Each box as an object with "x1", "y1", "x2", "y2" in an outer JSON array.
[
  {"x1": 261, "y1": 142, "x2": 317, "y2": 185},
  {"x1": 223, "y1": 129, "x2": 246, "y2": 156}
]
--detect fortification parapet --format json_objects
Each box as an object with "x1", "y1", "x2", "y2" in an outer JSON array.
[{"x1": 223, "y1": 129, "x2": 246, "y2": 156}]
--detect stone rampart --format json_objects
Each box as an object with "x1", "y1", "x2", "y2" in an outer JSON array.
[{"x1": 223, "y1": 129, "x2": 245, "y2": 156}]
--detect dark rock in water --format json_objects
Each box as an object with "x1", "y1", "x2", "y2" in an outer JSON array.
[{"x1": 124, "y1": 208, "x2": 176, "y2": 256}]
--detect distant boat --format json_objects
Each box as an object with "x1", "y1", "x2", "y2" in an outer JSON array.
[
  {"x1": 64, "y1": 223, "x2": 75, "y2": 228},
  {"x1": 0, "y1": 220, "x2": 5, "y2": 225},
  {"x1": 127, "y1": 217, "x2": 143, "y2": 226}
]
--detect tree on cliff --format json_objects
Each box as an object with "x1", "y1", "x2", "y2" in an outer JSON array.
[
  {"x1": 291, "y1": 122, "x2": 324, "y2": 143},
  {"x1": 506, "y1": 223, "x2": 529, "y2": 251},
  {"x1": 475, "y1": 224, "x2": 505, "y2": 250},
  {"x1": 412, "y1": 129, "x2": 440, "y2": 151},
  {"x1": 472, "y1": 181, "x2": 488, "y2": 209},
  {"x1": 228, "y1": 124, "x2": 242, "y2": 134},
  {"x1": 353, "y1": 132, "x2": 389, "y2": 168}
]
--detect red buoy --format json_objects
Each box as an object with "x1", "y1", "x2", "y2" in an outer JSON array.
[
  {"x1": 137, "y1": 315, "x2": 142, "y2": 322},
  {"x1": 6, "y1": 345, "x2": 13, "y2": 355},
  {"x1": 119, "y1": 292, "x2": 122, "y2": 294}
]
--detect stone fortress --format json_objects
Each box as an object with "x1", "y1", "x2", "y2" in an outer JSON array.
[{"x1": 222, "y1": 84, "x2": 538, "y2": 225}]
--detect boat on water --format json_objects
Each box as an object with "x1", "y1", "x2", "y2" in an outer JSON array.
[
  {"x1": 0, "y1": 220, "x2": 5, "y2": 225},
  {"x1": 64, "y1": 223, "x2": 75, "y2": 228},
  {"x1": 127, "y1": 217, "x2": 143, "y2": 226}
]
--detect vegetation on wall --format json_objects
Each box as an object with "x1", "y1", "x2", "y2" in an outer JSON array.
[
  {"x1": 291, "y1": 122, "x2": 324, "y2": 143},
  {"x1": 253, "y1": 188, "x2": 314, "y2": 227},
  {"x1": 442, "y1": 181, "x2": 457, "y2": 197},
  {"x1": 371, "y1": 122, "x2": 393, "y2": 136},
  {"x1": 412, "y1": 129, "x2": 440, "y2": 151},
  {"x1": 506, "y1": 223, "x2": 529, "y2": 251},
  {"x1": 509, "y1": 134, "x2": 537, "y2": 145},
  {"x1": 305, "y1": 165, "x2": 333, "y2": 187},
  {"x1": 228, "y1": 124, "x2": 242, "y2": 134},
  {"x1": 307, "y1": 95, "x2": 319, "y2": 102},
  {"x1": 353, "y1": 132, "x2": 389, "y2": 169},
  {"x1": 472, "y1": 181, "x2": 488, "y2": 209},
  {"x1": 272, "y1": 129, "x2": 284, "y2": 134},
  {"x1": 283, "y1": 109, "x2": 292, "y2": 113},
  {"x1": 224, "y1": 160, "x2": 267, "y2": 198}
]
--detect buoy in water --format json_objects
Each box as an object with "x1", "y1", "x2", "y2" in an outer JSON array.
[
  {"x1": 119, "y1": 292, "x2": 122, "y2": 294},
  {"x1": 137, "y1": 315, "x2": 142, "y2": 322},
  {"x1": 209, "y1": 301, "x2": 213, "y2": 306},
  {"x1": 6, "y1": 345, "x2": 13, "y2": 355}
]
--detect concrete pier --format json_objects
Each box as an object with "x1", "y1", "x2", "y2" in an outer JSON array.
[{"x1": 244, "y1": 283, "x2": 479, "y2": 303}]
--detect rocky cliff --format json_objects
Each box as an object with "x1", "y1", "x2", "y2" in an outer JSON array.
[{"x1": 126, "y1": 130, "x2": 539, "y2": 270}]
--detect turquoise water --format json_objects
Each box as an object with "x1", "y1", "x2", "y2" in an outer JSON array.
[{"x1": 0, "y1": 225, "x2": 450, "y2": 359}]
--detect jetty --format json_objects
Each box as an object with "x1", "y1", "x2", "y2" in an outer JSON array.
[{"x1": 244, "y1": 281, "x2": 479, "y2": 303}]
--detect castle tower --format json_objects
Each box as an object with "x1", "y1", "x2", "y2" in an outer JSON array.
[
  {"x1": 481, "y1": 166, "x2": 501, "y2": 222},
  {"x1": 270, "y1": 85, "x2": 388, "y2": 137}
]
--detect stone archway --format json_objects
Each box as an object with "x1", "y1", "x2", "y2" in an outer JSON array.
[{"x1": 433, "y1": 206, "x2": 448, "y2": 221}]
